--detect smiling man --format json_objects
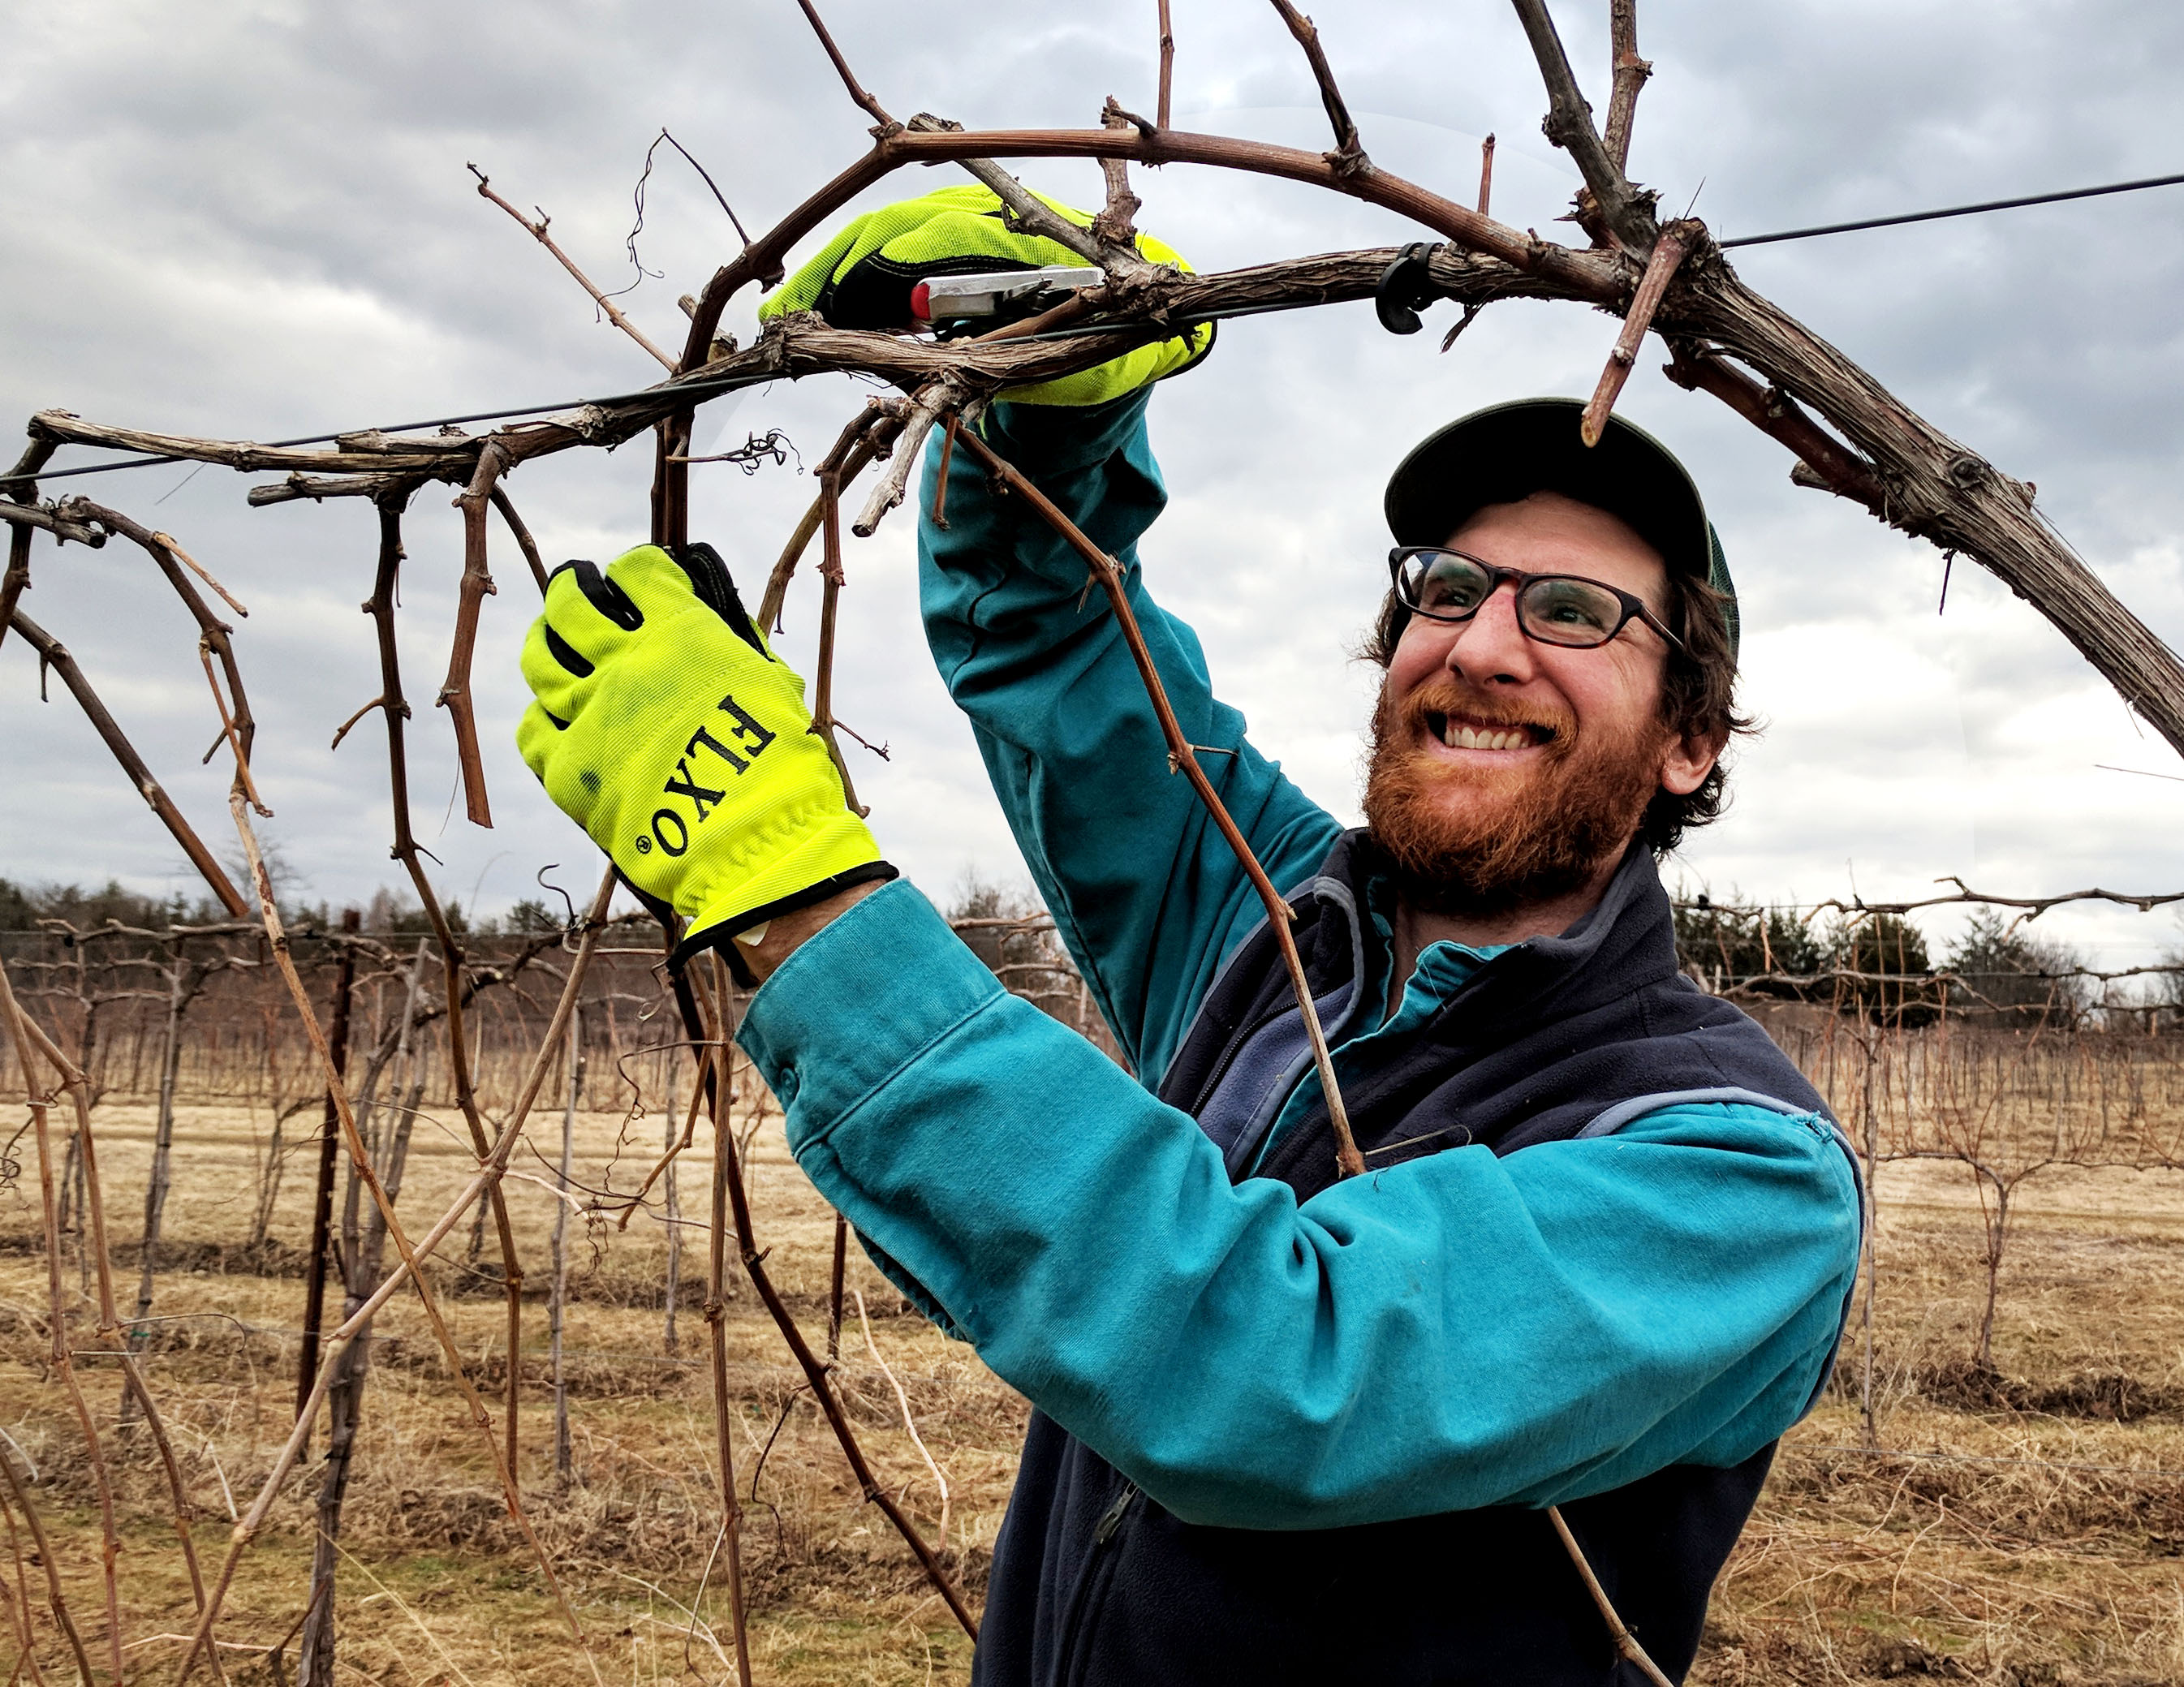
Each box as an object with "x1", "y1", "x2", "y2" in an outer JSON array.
[
  {"x1": 518, "y1": 192, "x2": 1863, "y2": 1686},
  {"x1": 1362, "y1": 401, "x2": 1739, "y2": 988}
]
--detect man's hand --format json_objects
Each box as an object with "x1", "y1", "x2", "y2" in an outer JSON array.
[
  {"x1": 517, "y1": 541, "x2": 895, "y2": 972},
  {"x1": 757, "y1": 184, "x2": 1213, "y2": 407}
]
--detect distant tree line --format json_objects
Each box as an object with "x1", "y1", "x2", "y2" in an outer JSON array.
[
  {"x1": 2, "y1": 873, "x2": 573, "y2": 940},
  {"x1": 9, "y1": 871, "x2": 2173, "y2": 1035},
  {"x1": 1670, "y1": 892, "x2": 2177, "y2": 1030}
]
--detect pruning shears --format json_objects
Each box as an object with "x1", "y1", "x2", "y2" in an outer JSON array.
[{"x1": 911, "y1": 265, "x2": 1104, "y2": 334}]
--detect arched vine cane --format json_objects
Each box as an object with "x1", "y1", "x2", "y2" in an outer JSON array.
[{"x1": 3, "y1": 2, "x2": 2181, "y2": 1682}]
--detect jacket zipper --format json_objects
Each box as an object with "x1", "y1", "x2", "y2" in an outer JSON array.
[
  {"x1": 1093, "y1": 1483, "x2": 1138, "y2": 1544},
  {"x1": 1052, "y1": 1483, "x2": 1139, "y2": 1687},
  {"x1": 1185, "y1": 1003, "x2": 1286, "y2": 1120}
]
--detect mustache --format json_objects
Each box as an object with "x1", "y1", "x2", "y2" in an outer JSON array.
[
  {"x1": 1363, "y1": 677, "x2": 1661, "y2": 919},
  {"x1": 1381, "y1": 678, "x2": 1576, "y2": 752}
]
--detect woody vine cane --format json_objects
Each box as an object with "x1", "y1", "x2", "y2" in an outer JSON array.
[
  {"x1": 364, "y1": 487, "x2": 532, "y2": 1483},
  {"x1": 174, "y1": 726, "x2": 609, "y2": 1681},
  {"x1": 161, "y1": 858, "x2": 622, "y2": 1684},
  {"x1": 6, "y1": 13, "x2": 2173, "y2": 764},
  {"x1": 667, "y1": 951, "x2": 981, "y2": 1642},
  {"x1": 945, "y1": 428, "x2": 1367, "y2": 1178}
]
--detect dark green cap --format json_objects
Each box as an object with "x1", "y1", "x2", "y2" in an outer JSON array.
[{"x1": 1383, "y1": 397, "x2": 1738, "y2": 661}]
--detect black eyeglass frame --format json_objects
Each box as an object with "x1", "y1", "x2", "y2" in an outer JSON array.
[{"x1": 1385, "y1": 545, "x2": 1689, "y2": 655}]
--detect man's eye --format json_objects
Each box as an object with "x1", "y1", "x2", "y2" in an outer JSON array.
[
  {"x1": 1424, "y1": 567, "x2": 1486, "y2": 608},
  {"x1": 1533, "y1": 583, "x2": 1615, "y2": 630}
]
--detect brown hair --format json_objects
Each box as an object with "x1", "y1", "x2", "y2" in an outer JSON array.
[{"x1": 1359, "y1": 568, "x2": 1753, "y2": 854}]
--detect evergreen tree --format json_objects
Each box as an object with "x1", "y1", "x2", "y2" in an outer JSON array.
[
  {"x1": 1826, "y1": 911, "x2": 1939, "y2": 1026},
  {"x1": 1673, "y1": 891, "x2": 1824, "y2": 996},
  {"x1": 1943, "y1": 909, "x2": 2085, "y2": 1026}
]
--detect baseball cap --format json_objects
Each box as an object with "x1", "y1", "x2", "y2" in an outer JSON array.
[{"x1": 1383, "y1": 398, "x2": 1738, "y2": 660}]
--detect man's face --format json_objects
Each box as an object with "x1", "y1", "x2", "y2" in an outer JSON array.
[{"x1": 1363, "y1": 491, "x2": 1718, "y2": 915}]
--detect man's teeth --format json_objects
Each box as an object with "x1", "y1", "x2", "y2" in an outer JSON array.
[{"x1": 1441, "y1": 721, "x2": 1531, "y2": 751}]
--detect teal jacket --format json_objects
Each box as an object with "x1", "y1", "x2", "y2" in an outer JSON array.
[{"x1": 736, "y1": 390, "x2": 1862, "y2": 1530}]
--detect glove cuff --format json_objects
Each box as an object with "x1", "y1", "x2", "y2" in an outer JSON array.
[
  {"x1": 672, "y1": 860, "x2": 900, "y2": 983},
  {"x1": 673, "y1": 810, "x2": 898, "y2": 977}
]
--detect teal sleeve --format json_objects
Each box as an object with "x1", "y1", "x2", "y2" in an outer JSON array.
[
  {"x1": 917, "y1": 392, "x2": 1343, "y2": 1088},
  {"x1": 741, "y1": 882, "x2": 1867, "y2": 1532}
]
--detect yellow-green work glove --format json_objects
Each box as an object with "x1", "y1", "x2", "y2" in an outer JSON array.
[
  {"x1": 756, "y1": 184, "x2": 1213, "y2": 407},
  {"x1": 517, "y1": 542, "x2": 894, "y2": 972}
]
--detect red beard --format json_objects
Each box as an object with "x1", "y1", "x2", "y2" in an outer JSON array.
[{"x1": 1361, "y1": 676, "x2": 1666, "y2": 918}]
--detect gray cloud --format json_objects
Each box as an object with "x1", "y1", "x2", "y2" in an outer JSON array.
[{"x1": 4, "y1": 0, "x2": 2180, "y2": 972}]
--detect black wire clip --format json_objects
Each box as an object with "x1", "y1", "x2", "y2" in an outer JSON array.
[{"x1": 1375, "y1": 242, "x2": 1444, "y2": 335}]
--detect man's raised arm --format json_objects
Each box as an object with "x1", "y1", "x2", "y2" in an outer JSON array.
[
  {"x1": 737, "y1": 183, "x2": 1337, "y2": 1083},
  {"x1": 918, "y1": 389, "x2": 1339, "y2": 1082}
]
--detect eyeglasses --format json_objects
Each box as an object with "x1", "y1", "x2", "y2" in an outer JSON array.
[{"x1": 1386, "y1": 547, "x2": 1687, "y2": 654}]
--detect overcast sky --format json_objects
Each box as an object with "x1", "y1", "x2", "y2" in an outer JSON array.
[{"x1": 5, "y1": 0, "x2": 2182, "y2": 971}]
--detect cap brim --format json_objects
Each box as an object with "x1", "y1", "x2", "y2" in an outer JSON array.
[{"x1": 1384, "y1": 398, "x2": 1710, "y2": 584}]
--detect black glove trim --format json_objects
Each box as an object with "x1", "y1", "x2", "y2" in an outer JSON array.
[
  {"x1": 549, "y1": 545, "x2": 770, "y2": 662},
  {"x1": 680, "y1": 541, "x2": 769, "y2": 660},
  {"x1": 670, "y1": 860, "x2": 902, "y2": 985},
  {"x1": 543, "y1": 626, "x2": 594, "y2": 679},
  {"x1": 614, "y1": 867, "x2": 679, "y2": 935},
  {"x1": 1161, "y1": 319, "x2": 1218, "y2": 382},
  {"x1": 549, "y1": 558, "x2": 645, "y2": 630}
]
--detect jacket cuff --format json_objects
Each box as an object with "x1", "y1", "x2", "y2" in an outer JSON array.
[
  {"x1": 980, "y1": 386, "x2": 1156, "y2": 476},
  {"x1": 734, "y1": 879, "x2": 1005, "y2": 1142}
]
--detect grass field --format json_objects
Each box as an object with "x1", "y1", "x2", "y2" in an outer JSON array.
[{"x1": 4, "y1": 1091, "x2": 2183, "y2": 1685}]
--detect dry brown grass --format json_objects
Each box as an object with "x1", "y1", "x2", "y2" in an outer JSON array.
[
  {"x1": 2, "y1": 1095, "x2": 1016, "y2": 1684},
  {"x1": 1701, "y1": 1159, "x2": 2184, "y2": 1686},
  {"x1": 4, "y1": 1091, "x2": 2183, "y2": 1683}
]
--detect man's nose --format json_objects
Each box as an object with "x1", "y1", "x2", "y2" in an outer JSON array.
[{"x1": 1445, "y1": 582, "x2": 1535, "y2": 683}]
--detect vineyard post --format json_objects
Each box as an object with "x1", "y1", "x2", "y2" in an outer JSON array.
[
  {"x1": 1858, "y1": 1018, "x2": 1880, "y2": 1445},
  {"x1": 698, "y1": 1003, "x2": 754, "y2": 1685},
  {"x1": 551, "y1": 1005, "x2": 584, "y2": 1484},
  {"x1": 299, "y1": 958, "x2": 429, "y2": 1686},
  {"x1": 296, "y1": 907, "x2": 360, "y2": 1427},
  {"x1": 131, "y1": 940, "x2": 189, "y2": 1341},
  {"x1": 663, "y1": 1057, "x2": 683, "y2": 1354}
]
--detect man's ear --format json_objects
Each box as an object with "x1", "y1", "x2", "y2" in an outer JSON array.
[{"x1": 1658, "y1": 728, "x2": 1724, "y2": 798}]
